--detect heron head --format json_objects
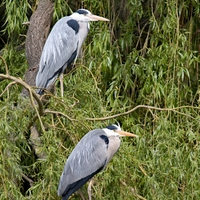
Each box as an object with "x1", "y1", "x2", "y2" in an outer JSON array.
[
  {"x1": 71, "y1": 9, "x2": 109, "y2": 22},
  {"x1": 105, "y1": 124, "x2": 138, "y2": 138}
]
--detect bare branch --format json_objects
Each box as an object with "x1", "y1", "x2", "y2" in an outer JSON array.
[
  {"x1": 43, "y1": 104, "x2": 198, "y2": 122},
  {"x1": 0, "y1": 73, "x2": 44, "y2": 116},
  {"x1": 0, "y1": 81, "x2": 16, "y2": 98},
  {"x1": 0, "y1": 56, "x2": 9, "y2": 74},
  {"x1": 85, "y1": 105, "x2": 198, "y2": 121},
  {"x1": 44, "y1": 109, "x2": 78, "y2": 122}
]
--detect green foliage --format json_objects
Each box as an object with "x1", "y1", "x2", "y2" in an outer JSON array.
[
  {"x1": 53, "y1": 0, "x2": 69, "y2": 22},
  {"x1": 1, "y1": 0, "x2": 200, "y2": 200},
  {"x1": 1, "y1": 0, "x2": 31, "y2": 43}
]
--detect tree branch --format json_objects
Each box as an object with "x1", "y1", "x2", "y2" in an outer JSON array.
[
  {"x1": 43, "y1": 104, "x2": 198, "y2": 122},
  {"x1": 0, "y1": 56, "x2": 9, "y2": 74},
  {"x1": 85, "y1": 105, "x2": 198, "y2": 121},
  {"x1": 44, "y1": 109, "x2": 78, "y2": 122},
  {"x1": 0, "y1": 73, "x2": 44, "y2": 116}
]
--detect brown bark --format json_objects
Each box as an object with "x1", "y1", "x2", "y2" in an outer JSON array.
[{"x1": 22, "y1": 0, "x2": 54, "y2": 96}]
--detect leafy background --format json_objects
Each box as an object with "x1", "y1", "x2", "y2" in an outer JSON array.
[{"x1": 0, "y1": 0, "x2": 200, "y2": 199}]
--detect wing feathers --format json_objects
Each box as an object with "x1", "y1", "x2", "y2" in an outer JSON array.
[{"x1": 61, "y1": 165, "x2": 104, "y2": 200}]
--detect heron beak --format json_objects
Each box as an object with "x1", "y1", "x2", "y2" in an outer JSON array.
[
  {"x1": 115, "y1": 130, "x2": 138, "y2": 138},
  {"x1": 87, "y1": 14, "x2": 109, "y2": 21}
]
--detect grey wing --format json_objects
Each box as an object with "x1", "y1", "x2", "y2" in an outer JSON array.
[
  {"x1": 58, "y1": 129, "x2": 108, "y2": 196},
  {"x1": 36, "y1": 17, "x2": 79, "y2": 91}
]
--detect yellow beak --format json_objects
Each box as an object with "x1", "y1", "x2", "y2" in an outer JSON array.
[
  {"x1": 87, "y1": 14, "x2": 110, "y2": 21},
  {"x1": 115, "y1": 130, "x2": 138, "y2": 138}
]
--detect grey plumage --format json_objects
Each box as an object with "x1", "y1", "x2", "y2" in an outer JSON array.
[
  {"x1": 58, "y1": 124, "x2": 138, "y2": 200},
  {"x1": 36, "y1": 9, "x2": 109, "y2": 95}
]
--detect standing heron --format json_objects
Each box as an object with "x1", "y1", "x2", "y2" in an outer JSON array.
[
  {"x1": 58, "y1": 124, "x2": 138, "y2": 200},
  {"x1": 36, "y1": 9, "x2": 109, "y2": 96}
]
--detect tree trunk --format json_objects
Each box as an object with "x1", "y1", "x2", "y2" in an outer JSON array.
[{"x1": 22, "y1": 0, "x2": 54, "y2": 96}]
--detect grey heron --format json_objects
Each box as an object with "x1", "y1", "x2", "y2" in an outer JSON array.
[
  {"x1": 58, "y1": 124, "x2": 138, "y2": 200},
  {"x1": 36, "y1": 9, "x2": 109, "y2": 96}
]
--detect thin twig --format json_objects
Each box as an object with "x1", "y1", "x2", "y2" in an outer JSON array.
[
  {"x1": 40, "y1": 104, "x2": 199, "y2": 122},
  {"x1": 78, "y1": 189, "x2": 86, "y2": 200},
  {"x1": 87, "y1": 179, "x2": 93, "y2": 200},
  {"x1": 138, "y1": 165, "x2": 148, "y2": 176},
  {"x1": 85, "y1": 105, "x2": 198, "y2": 121},
  {"x1": 0, "y1": 81, "x2": 16, "y2": 98},
  {"x1": 22, "y1": 21, "x2": 30, "y2": 25},
  {"x1": 44, "y1": 109, "x2": 78, "y2": 122},
  {"x1": 29, "y1": 87, "x2": 45, "y2": 132},
  {"x1": 21, "y1": 173, "x2": 34, "y2": 187},
  {"x1": 43, "y1": 104, "x2": 198, "y2": 123},
  {"x1": 0, "y1": 56, "x2": 9, "y2": 75}
]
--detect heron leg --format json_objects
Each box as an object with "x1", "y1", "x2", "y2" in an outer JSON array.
[
  {"x1": 87, "y1": 179, "x2": 93, "y2": 200},
  {"x1": 59, "y1": 73, "x2": 64, "y2": 98}
]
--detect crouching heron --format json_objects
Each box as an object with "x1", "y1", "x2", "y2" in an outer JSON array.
[
  {"x1": 36, "y1": 9, "x2": 109, "y2": 96},
  {"x1": 58, "y1": 124, "x2": 138, "y2": 200}
]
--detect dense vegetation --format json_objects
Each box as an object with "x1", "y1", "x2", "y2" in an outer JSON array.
[{"x1": 0, "y1": 0, "x2": 200, "y2": 199}]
